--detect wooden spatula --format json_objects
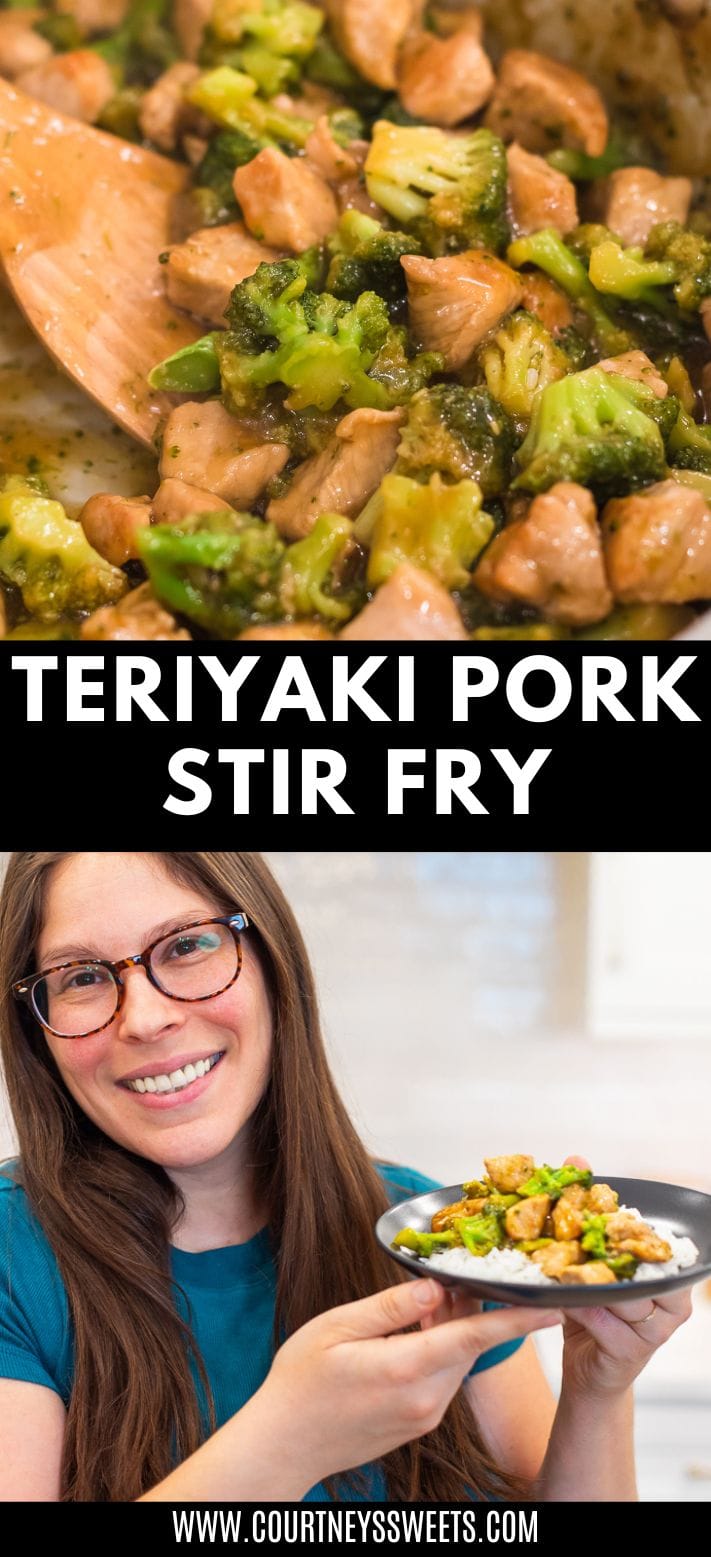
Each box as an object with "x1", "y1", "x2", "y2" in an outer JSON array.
[{"x1": 0, "y1": 77, "x2": 202, "y2": 448}]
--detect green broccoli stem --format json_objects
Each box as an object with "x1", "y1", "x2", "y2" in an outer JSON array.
[
  {"x1": 507, "y1": 229, "x2": 631, "y2": 355},
  {"x1": 187, "y1": 66, "x2": 313, "y2": 148},
  {"x1": 279, "y1": 512, "x2": 355, "y2": 621},
  {"x1": 148, "y1": 335, "x2": 222, "y2": 393}
]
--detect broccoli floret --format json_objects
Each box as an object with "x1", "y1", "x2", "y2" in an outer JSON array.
[
  {"x1": 575, "y1": 603, "x2": 695, "y2": 640},
  {"x1": 645, "y1": 221, "x2": 711, "y2": 313},
  {"x1": 507, "y1": 228, "x2": 632, "y2": 356},
  {"x1": 137, "y1": 509, "x2": 286, "y2": 636},
  {"x1": 92, "y1": 0, "x2": 178, "y2": 86},
  {"x1": 195, "y1": 127, "x2": 267, "y2": 214},
  {"x1": 479, "y1": 310, "x2": 572, "y2": 426},
  {"x1": 200, "y1": 0, "x2": 323, "y2": 96},
  {"x1": 34, "y1": 13, "x2": 84, "y2": 52},
  {"x1": 518, "y1": 1165, "x2": 593, "y2": 1201},
  {"x1": 212, "y1": 255, "x2": 438, "y2": 414},
  {"x1": 279, "y1": 512, "x2": 362, "y2": 622},
  {"x1": 667, "y1": 407, "x2": 711, "y2": 473},
  {"x1": 326, "y1": 211, "x2": 422, "y2": 311},
  {"x1": 391, "y1": 1228, "x2": 460, "y2": 1257},
  {"x1": 587, "y1": 239, "x2": 678, "y2": 313},
  {"x1": 546, "y1": 134, "x2": 632, "y2": 182},
  {"x1": 187, "y1": 66, "x2": 313, "y2": 149},
  {"x1": 366, "y1": 472, "x2": 495, "y2": 590},
  {"x1": 454, "y1": 1210, "x2": 506, "y2": 1258},
  {"x1": 567, "y1": 224, "x2": 622, "y2": 263},
  {"x1": 365, "y1": 123, "x2": 509, "y2": 257},
  {"x1": 0, "y1": 476, "x2": 127, "y2": 623},
  {"x1": 580, "y1": 1214, "x2": 638, "y2": 1279},
  {"x1": 396, "y1": 384, "x2": 516, "y2": 498},
  {"x1": 328, "y1": 108, "x2": 366, "y2": 148},
  {"x1": 512, "y1": 364, "x2": 668, "y2": 496},
  {"x1": 138, "y1": 507, "x2": 360, "y2": 633}
]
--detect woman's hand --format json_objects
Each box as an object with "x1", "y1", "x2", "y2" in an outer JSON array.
[
  {"x1": 250, "y1": 1277, "x2": 561, "y2": 1493},
  {"x1": 558, "y1": 1154, "x2": 693, "y2": 1401}
]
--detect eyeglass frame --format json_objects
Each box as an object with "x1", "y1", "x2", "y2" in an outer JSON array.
[{"x1": 11, "y1": 912, "x2": 250, "y2": 1039}]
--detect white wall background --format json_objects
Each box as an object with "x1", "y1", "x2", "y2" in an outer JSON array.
[{"x1": 1, "y1": 851, "x2": 710, "y2": 1498}]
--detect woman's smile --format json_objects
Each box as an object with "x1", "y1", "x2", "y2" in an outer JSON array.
[{"x1": 117, "y1": 1048, "x2": 227, "y2": 1109}]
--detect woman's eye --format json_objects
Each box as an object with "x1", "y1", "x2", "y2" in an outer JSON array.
[
  {"x1": 61, "y1": 968, "x2": 101, "y2": 992},
  {"x1": 167, "y1": 936, "x2": 201, "y2": 959}
]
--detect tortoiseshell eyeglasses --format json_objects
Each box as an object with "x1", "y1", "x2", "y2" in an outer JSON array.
[{"x1": 12, "y1": 913, "x2": 250, "y2": 1039}]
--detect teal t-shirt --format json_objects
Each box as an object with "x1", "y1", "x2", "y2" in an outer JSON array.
[{"x1": 0, "y1": 1157, "x2": 523, "y2": 1499}]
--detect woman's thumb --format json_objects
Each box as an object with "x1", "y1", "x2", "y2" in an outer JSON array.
[{"x1": 327, "y1": 1279, "x2": 442, "y2": 1342}]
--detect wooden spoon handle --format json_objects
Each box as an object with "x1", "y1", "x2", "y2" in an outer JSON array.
[{"x1": 0, "y1": 78, "x2": 201, "y2": 448}]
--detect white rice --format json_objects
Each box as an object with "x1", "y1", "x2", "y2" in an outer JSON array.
[{"x1": 421, "y1": 1206, "x2": 699, "y2": 1287}]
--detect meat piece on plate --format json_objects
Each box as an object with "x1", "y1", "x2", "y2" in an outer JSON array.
[
  {"x1": 587, "y1": 1183, "x2": 619, "y2": 1214},
  {"x1": 397, "y1": 29, "x2": 495, "y2": 127},
  {"x1": 305, "y1": 116, "x2": 362, "y2": 184},
  {"x1": 485, "y1": 50, "x2": 608, "y2": 157},
  {"x1": 80, "y1": 583, "x2": 190, "y2": 640},
  {"x1": 402, "y1": 251, "x2": 523, "y2": 371},
  {"x1": 0, "y1": 12, "x2": 52, "y2": 79},
  {"x1": 138, "y1": 62, "x2": 200, "y2": 153},
  {"x1": 598, "y1": 350, "x2": 669, "y2": 399},
  {"x1": 531, "y1": 1240, "x2": 585, "y2": 1278},
  {"x1": 484, "y1": 1155, "x2": 535, "y2": 1193},
  {"x1": 605, "y1": 1212, "x2": 672, "y2": 1262},
  {"x1": 552, "y1": 1184, "x2": 588, "y2": 1240},
  {"x1": 603, "y1": 167, "x2": 692, "y2": 247},
  {"x1": 79, "y1": 493, "x2": 152, "y2": 566},
  {"x1": 519, "y1": 272, "x2": 574, "y2": 334},
  {"x1": 172, "y1": 0, "x2": 213, "y2": 60},
  {"x1": 475, "y1": 482, "x2": 613, "y2": 627},
  {"x1": 267, "y1": 408, "x2": 403, "y2": 541},
  {"x1": 558, "y1": 1261, "x2": 617, "y2": 1285},
  {"x1": 238, "y1": 623, "x2": 335, "y2": 640},
  {"x1": 702, "y1": 300, "x2": 711, "y2": 343},
  {"x1": 151, "y1": 478, "x2": 234, "y2": 525},
  {"x1": 324, "y1": 0, "x2": 415, "y2": 90},
  {"x1": 15, "y1": 49, "x2": 115, "y2": 123},
  {"x1": 507, "y1": 142, "x2": 578, "y2": 237},
  {"x1": 57, "y1": 0, "x2": 128, "y2": 29},
  {"x1": 160, "y1": 400, "x2": 289, "y2": 505},
  {"x1": 234, "y1": 147, "x2": 339, "y2": 252},
  {"x1": 603, "y1": 479, "x2": 711, "y2": 603},
  {"x1": 339, "y1": 562, "x2": 468, "y2": 640},
  {"x1": 166, "y1": 223, "x2": 280, "y2": 326},
  {"x1": 431, "y1": 1197, "x2": 488, "y2": 1232},
  {"x1": 505, "y1": 1194, "x2": 551, "y2": 1241}
]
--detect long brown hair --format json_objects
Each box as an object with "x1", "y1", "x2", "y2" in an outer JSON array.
[{"x1": 0, "y1": 852, "x2": 531, "y2": 1503}]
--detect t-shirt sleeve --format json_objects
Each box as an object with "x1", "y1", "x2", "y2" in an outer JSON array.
[
  {"x1": 374, "y1": 1161, "x2": 525, "y2": 1377},
  {"x1": 0, "y1": 1171, "x2": 72, "y2": 1400}
]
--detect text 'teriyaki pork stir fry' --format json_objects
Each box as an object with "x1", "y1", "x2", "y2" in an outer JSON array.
[{"x1": 2, "y1": 0, "x2": 711, "y2": 640}]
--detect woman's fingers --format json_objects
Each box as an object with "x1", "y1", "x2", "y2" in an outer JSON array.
[
  {"x1": 386, "y1": 1303, "x2": 562, "y2": 1379},
  {"x1": 326, "y1": 1278, "x2": 448, "y2": 1342},
  {"x1": 562, "y1": 1153, "x2": 592, "y2": 1170}
]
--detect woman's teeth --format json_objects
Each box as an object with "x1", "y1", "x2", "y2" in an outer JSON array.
[{"x1": 126, "y1": 1051, "x2": 224, "y2": 1095}]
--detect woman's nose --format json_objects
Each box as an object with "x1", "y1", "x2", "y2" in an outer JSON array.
[{"x1": 114, "y1": 965, "x2": 186, "y2": 1041}]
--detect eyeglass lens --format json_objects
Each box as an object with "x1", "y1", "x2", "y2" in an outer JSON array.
[{"x1": 33, "y1": 922, "x2": 239, "y2": 1037}]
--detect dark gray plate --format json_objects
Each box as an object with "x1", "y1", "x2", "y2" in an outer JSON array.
[{"x1": 376, "y1": 1176, "x2": 711, "y2": 1307}]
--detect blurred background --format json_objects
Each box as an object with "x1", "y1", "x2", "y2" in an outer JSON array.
[{"x1": 0, "y1": 851, "x2": 709, "y2": 1499}]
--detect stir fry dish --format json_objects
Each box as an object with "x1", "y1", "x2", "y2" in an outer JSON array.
[
  {"x1": 2, "y1": 1, "x2": 711, "y2": 639},
  {"x1": 392, "y1": 1155, "x2": 695, "y2": 1284}
]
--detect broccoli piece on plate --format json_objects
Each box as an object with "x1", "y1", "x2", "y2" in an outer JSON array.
[
  {"x1": 137, "y1": 509, "x2": 286, "y2": 637},
  {"x1": 645, "y1": 221, "x2": 711, "y2": 313},
  {"x1": 366, "y1": 472, "x2": 494, "y2": 591},
  {"x1": 0, "y1": 476, "x2": 127, "y2": 623},
  {"x1": 148, "y1": 334, "x2": 221, "y2": 393},
  {"x1": 517, "y1": 1164, "x2": 593, "y2": 1200},
  {"x1": 187, "y1": 66, "x2": 313, "y2": 149},
  {"x1": 326, "y1": 211, "x2": 422, "y2": 312},
  {"x1": 279, "y1": 512, "x2": 362, "y2": 624},
  {"x1": 396, "y1": 384, "x2": 516, "y2": 499},
  {"x1": 195, "y1": 127, "x2": 267, "y2": 214},
  {"x1": 211, "y1": 255, "x2": 439, "y2": 415},
  {"x1": 365, "y1": 123, "x2": 509, "y2": 257},
  {"x1": 667, "y1": 407, "x2": 711, "y2": 474},
  {"x1": 391, "y1": 1228, "x2": 460, "y2": 1257},
  {"x1": 587, "y1": 239, "x2": 678, "y2": 312},
  {"x1": 580, "y1": 1213, "x2": 608, "y2": 1259},
  {"x1": 507, "y1": 228, "x2": 632, "y2": 357},
  {"x1": 512, "y1": 364, "x2": 668, "y2": 497},
  {"x1": 546, "y1": 134, "x2": 633, "y2": 182},
  {"x1": 92, "y1": 0, "x2": 178, "y2": 86},
  {"x1": 454, "y1": 1210, "x2": 506, "y2": 1258},
  {"x1": 479, "y1": 310, "x2": 572, "y2": 426},
  {"x1": 200, "y1": 0, "x2": 324, "y2": 97}
]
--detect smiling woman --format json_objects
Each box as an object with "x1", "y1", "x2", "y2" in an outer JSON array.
[{"x1": 0, "y1": 853, "x2": 693, "y2": 1501}]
